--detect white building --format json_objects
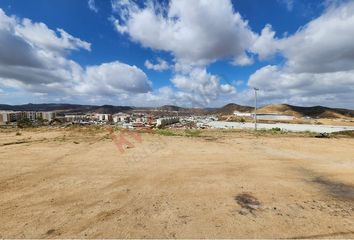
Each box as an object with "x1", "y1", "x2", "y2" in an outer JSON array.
[
  {"x1": 113, "y1": 113, "x2": 130, "y2": 123},
  {"x1": 156, "y1": 117, "x2": 179, "y2": 127},
  {"x1": 26, "y1": 112, "x2": 36, "y2": 121},
  {"x1": 0, "y1": 111, "x2": 56, "y2": 124},
  {"x1": 234, "y1": 111, "x2": 252, "y2": 117},
  {"x1": 256, "y1": 113, "x2": 294, "y2": 121},
  {"x1": 234, "y1": 111, "x2": 294, "y2": 120},
  {"x1": 95, "y1": 113, "x2": 112, "y2": 122},
  {"x1": 0, "y1": 112, "x2": 8, "y2": 125},
  {"x1": 42, "y1": 112, "x2": 56, "y2": 121}
]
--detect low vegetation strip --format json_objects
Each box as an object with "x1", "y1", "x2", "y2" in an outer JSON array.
[
  {"x1": 155, "y1": 129, "x2": 202, "y2": 137},
  {"x1": 332, "y1": 130, "x2": 354, "y2": 138}
]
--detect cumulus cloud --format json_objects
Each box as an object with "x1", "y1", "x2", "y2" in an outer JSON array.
[
  {"x1": 171, "y1": 68, "x2": 235, "y2": 106},
  {"x1": 16, "y1": 19, "x2": 91, "y2": 53},
  {"x1": 78, "y1": 61, "x2": 152, "y2": 95},
  {"x1": 112, "y1": 0, "x2": 250, "y2": 106},
  {"x1": 252, "y1": 2, "x2": 354, "y2": 73},
  {"x1": 250, "y1": 24, "x2": 278, "y2": 60},
  {"x1": 112, "y1": 0, "x2": 256, "y2": 65},
  {"x1": 88, "y1": 0, "x2": 98, "y2": 13},
  {"x1": 248, "y1": 66, "x2": 354, "y2": 107},
  {"x1": 0, "y1": 8, "x2": 152, "y2": 102},
  {"x1": 248, "y1": 1, "x2": 354, "y2": 108},
  {"x1": 281, "y1": 2, "x2": 354, "y2": 74},
  {"x1": 144, "y1": 58, "x2": 169, "y2": 71}
]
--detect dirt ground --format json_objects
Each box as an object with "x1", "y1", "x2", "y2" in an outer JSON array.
[{"x1": 0, "y1": 127, "x2": 353, "y2": 238}]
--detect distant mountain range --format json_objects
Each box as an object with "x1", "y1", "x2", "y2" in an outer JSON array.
[
  {"x1": 257, "y1": 104, "x2": 354, "y2": 118},
  {"x1": 0, "y1": 103, "x2": 353, "y2": 118},
  {"x1": 214, "y1": 103, "x2": 354, "y2": 118},
  {"x1": 212, "y1": 103, "x2": 253, "y2": 115}
]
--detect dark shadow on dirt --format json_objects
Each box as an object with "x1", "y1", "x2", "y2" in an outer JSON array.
[
  {"x1": 291, "y1": 230, "x2": 354, "y2": 239},
  {"x1": 313, "y1": 176, "x2": 354, "y2": 201},
  {"x1": 298, "y1": 167, "x2": 354, "y2": 201}
]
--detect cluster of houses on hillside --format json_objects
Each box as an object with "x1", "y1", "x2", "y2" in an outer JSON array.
[
  {"x1": 62, "y1": 112, "x2": 180, "y2": 128},
  {"x1": 1, "y1": 108, "x2": 297, "y2": 129},
  {"x1": 0, "y1": 110, "x2": 183, "y2": 129},
  {"x1": 0, "y1": 108, "x2": 221, "y2": 130}
]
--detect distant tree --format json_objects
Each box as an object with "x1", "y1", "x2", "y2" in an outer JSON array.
[
  {"x1": 17, "y1": 118, "x2": 32, "y2": 128},
  {"x1": 50, "y1": 118, "x2": 63, "y2": 125}
]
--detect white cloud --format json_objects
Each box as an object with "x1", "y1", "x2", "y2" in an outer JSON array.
[
  {"x1": 112, "y1": 0, "x2": 250, "y2": 106},
  {"x1": 248, "y1": 65, "x2": 354, "y2": 108},
  {"x1": 88, "y1": 0, "x2": 98, "y2": 13},
  {"x1": 78, "y1": 61, "x2": 152, "y2": 95},
  {"x1": 282, "y1": 2, "x2": 354, "y2": 74},
  {"x1": 15, "y1": 18, "x2": 91, "y2": 53},
  {"x1": 112, "y1": 0, "x2": 256, "y2": 65},
  {"x1": 144, "y1": 58, "x2": 169, "y2": 71},
  {"x1": 232, "y1": 53, "x2": 254, "y2": 66},
  {"x1": 250, "y1": 24, "x2": 278, "y2": 60},
  {"x1": 171, "y1": 68, "x2": 235, "y2": 106},
  {"x1": 252, "y1": 2, "x2": 354, "y2": 73},
  {"x1": 246, "y1": 1, "x2": 354, "y2": 108},
  {"x1": 0, "y1": 8, "x2": 152, "y2": 103},
  {"x1": 2, "y1": 0, "x2": 354, "y2": 108}
]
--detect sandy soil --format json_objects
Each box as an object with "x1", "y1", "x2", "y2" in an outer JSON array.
[
  {"x1": 316, "y1": 118, "x2": 354, "y2": 127},
  {"x1": 0, "y1": 127, "x2": 353, "y2": 238}
]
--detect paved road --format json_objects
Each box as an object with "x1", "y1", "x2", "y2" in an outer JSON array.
[{"x1": 207, "y1": 121, "x2": 354, "y2": 133}]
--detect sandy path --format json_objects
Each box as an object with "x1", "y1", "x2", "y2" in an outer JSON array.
[{"x1": 0, "y1": 129, "x2": 353, "y2": 238}]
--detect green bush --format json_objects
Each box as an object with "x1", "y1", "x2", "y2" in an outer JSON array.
[
  {"x1": 155, "y1": 129, "x2": 179, "y2": 136},
  {"x1": 17, "y1": 118, "x2": 32, "y2": 128},
  {"x1": 332, "y1": 130, "x2": 354, "y2": 138},
  {"x1": 185, "y1": 129, "x2": 201, "y2": 137}
]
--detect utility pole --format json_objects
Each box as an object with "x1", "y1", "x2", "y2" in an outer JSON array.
[{"x1": 253, "y1": 88, "x2": 259, "y2": 131}]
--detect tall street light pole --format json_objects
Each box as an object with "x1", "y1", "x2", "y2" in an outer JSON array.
[{"x1": 253, "y1": 88, "x2": 259, "y2": 131}]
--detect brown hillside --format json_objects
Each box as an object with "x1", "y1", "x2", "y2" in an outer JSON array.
[
  {"x1": 258, "y1": 104, "x2": 354, "y2": 118},
  {"x1": 214, "y1": 103, "x2": 253, "y2": 115}
]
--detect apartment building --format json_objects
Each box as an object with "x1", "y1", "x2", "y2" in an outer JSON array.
[{"x1": 0, "y1": 111, "x2": 56, "y2": 124}]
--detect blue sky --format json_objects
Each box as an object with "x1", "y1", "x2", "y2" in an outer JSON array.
[{"x1": 0, "y1": 0, "x2": 353, "y2": 108}]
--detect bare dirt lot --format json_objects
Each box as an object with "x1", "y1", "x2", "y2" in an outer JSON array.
[{"x1": 0, "y1": 127, "x2": 353, "y2": 238}]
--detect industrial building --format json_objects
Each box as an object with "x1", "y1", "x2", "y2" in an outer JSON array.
[
  {"x1": 255, "y1": 113, "x2": 294, "y2": 121},
  {"x1": 234, "y1": 111, "x2": 294, "y2": 120},
  {"x1": 233, "y1": 111, "x2": 253, "y2": 117},
  {"x1": 156, "y1": 117, "x2": 179, "y2": 127}
]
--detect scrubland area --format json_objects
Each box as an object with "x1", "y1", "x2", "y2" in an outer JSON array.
[{"x1": 0, "y1": 127, "x2": 353, "y2": 238}]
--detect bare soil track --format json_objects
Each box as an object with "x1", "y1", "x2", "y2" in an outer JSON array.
[{"x1": 0, "y1": 127, "x2": 353, "y2": 238}]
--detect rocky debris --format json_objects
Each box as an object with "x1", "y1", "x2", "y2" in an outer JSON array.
[{"x1": 315, "y1": 133, "x2": 330, "y2": 138}]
